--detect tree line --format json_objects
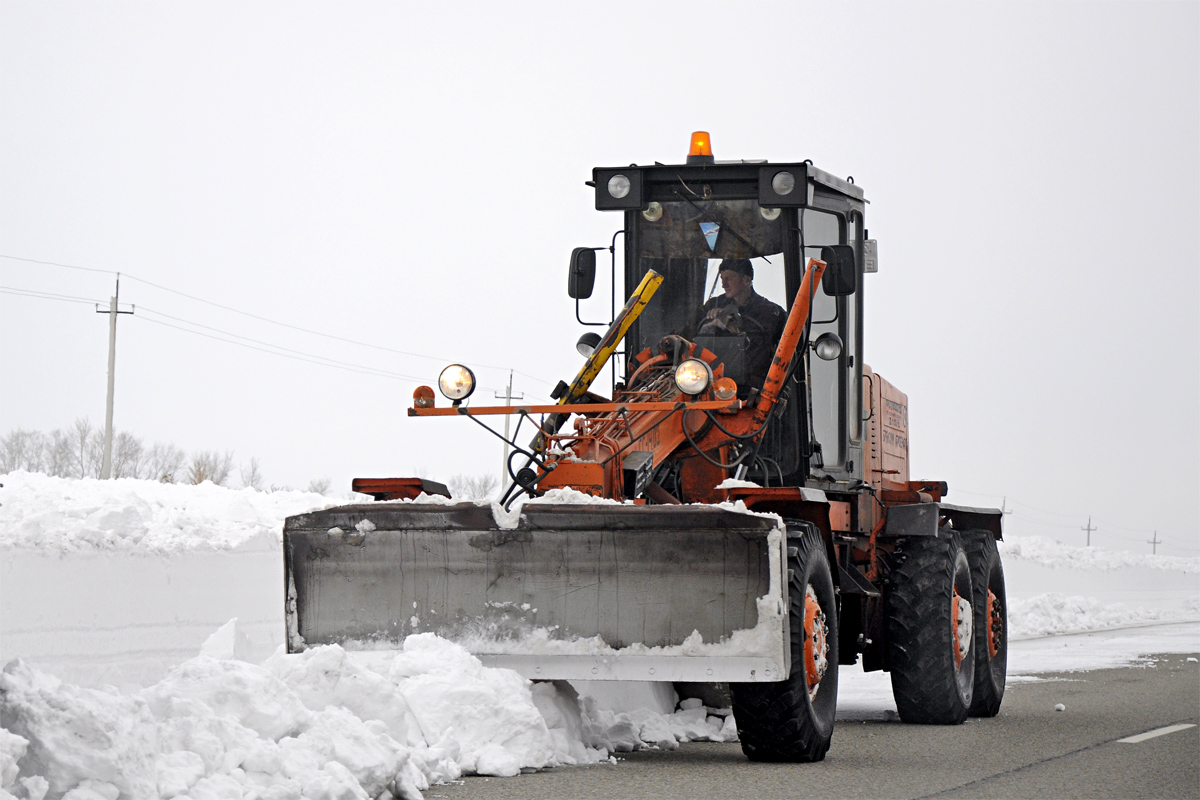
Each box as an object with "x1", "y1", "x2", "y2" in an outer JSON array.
[
  {"x1": 0, "y1": 418, "x2": 319, "y2": 491},
  {"x1": 0, "y1": 419, "x2": 499, "y2": 500}
]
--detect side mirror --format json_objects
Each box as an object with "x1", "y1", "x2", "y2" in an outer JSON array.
[
  {"x1": 568, "y1": 248, "x2": 597, "y2": 299},
  {"x1": 820, "y1": 245, "x2": 857, "y2": 296}
]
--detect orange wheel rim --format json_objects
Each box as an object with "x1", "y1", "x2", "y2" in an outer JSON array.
[
  {"x1": 803, "y1": 585, "x2": 829, "y2": 699},
  {"x1": 951, "y1": 589, "x2": 972, "y2": 669},
  {"x1": 986, "y1": 589, "x2": 1003, "y2": 658}
]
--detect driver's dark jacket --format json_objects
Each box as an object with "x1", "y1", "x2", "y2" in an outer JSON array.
[{"x1": 698, "y1": 289, "x2": 787, "y2": 394}]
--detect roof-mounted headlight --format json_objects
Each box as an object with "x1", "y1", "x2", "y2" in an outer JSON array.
[
  {"x1": 771, "y1": 170, "x2": 796, "y2": 196},
  {"x1": 674, "y1": 359, "x2": 713, "y2": 396},
  {"x1": 438, "y1": 364, "x2": 476, "y2": 403},
  {"x1": 607, "y1": 174, "x2": 631, "y2": 199}
]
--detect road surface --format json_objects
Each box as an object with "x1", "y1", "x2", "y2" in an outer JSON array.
[{"x1": 426, "y1": 652, "x2": 1199, "y2": 800}]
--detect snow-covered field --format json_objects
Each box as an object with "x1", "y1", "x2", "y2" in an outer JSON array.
[{"x1": 1, "y1": 472, "x2": 1197, "y2": 799}]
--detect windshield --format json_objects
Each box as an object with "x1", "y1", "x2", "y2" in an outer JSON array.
[{"x1": 631, "y1": 199, "x2": 788, "y2": 366}]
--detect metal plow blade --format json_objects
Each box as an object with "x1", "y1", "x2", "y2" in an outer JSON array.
[{"x1": 284, "y1": 503, "x2": 790, "y2": 682}]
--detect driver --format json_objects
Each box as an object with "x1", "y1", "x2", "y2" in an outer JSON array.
[{"x1": 695, "y1": 259, "x2": 786, "y2": 397}]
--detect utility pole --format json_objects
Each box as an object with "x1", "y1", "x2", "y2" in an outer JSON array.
[
  {"x1": 1081, "y1": 516, "x2": 1096, "y2": 547},
  {"x1": 1148, "y1": 531, "x2": 1160, "y2": 555},
  {"x1": 95, "y1": 274, "x2": 135, "y2": 479},
  {"x1": 495, "y1": 371, "x2": 523, "y2": 488},
  {"x1": 1001, "y1": 497, "x2": 1013, "y2": 516}
]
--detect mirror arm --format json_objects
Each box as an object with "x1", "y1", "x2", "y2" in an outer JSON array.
[
  {"x1": 575, "y1": 296, "x2": 608, "y2": 327},
  {"x1": 608, "y1": 229, "x2": 626, "y2": 393}
]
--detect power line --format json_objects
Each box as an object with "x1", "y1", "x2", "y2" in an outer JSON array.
[
  {"x1": 136, "y1": 306, "x2": 550, "y2": 398},
  {"x1": 137, "y1": 306, "x2": 429, "y2": 380},
  {"x1": 1, "y1": 253, "x2": 554, "y2": 389},
  {"x1": 133, "y1": 315, "x2": 427, "y2": 382},
  {"x1": 0, "y1": 254, "x2": 115, "y2": 276},
  {"x1": 3, "y1": 281, "x2": 551, "y2": 397},
  {"x1": 0, "y1": 286, "x2": 105, "y2": 305}
]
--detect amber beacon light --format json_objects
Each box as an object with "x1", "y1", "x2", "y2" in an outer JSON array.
[{"x1": 687, "y1": 131, "x2": 714, "y2": 165}]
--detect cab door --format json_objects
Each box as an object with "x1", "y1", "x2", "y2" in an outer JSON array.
[{"x1": 803, "y1": 209, "x2": 864, "y2": 483}]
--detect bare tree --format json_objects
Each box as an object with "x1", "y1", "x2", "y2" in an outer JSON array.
[
  {"x1": 187, "y1": 450, "x2": 235, "y2": 486},
  {"x1": 306, "y1": 476, "x2": 332, "y2": 495},
  {"x1": 0, "y1": 429, "x2": 46, "y2": 473},
  {"x1": 143, "y1": 442, "x2": 186, "y2": 483},
  {"x1": 448, "y1": 473, "x2": 499, "y2": 501},
  {"x1": 46, "y1": 428, "x2": 75, "y2": 477},
  {"x1": 239, "y1": 457, "x2": 265, "y2": 490},
  {"x1": 111, "y1": 431, "x2": 145, "y2": 479},
  {"x1": 62, "y1": 417, "x2": 107, "y2": 478}
]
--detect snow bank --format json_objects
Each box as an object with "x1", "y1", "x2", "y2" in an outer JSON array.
[
  {"x1": 0, "y1": 626, "x2": 734, "y2": 798},
  {"x1": 0, "y1": 471, "x2": 330, "y2": 553},
  {"x1": 999, "y1": 535, "x2": 1200, "y2": 574},
  {"x1": 1008, "y1": 593, "x2": 1200, "y2": 639},
  {"x1": 0, "y1": 473, "x2": 330, "y2": 688},
  {"x1": 999, "y1": 534, "x2": 1200, "y2": 628}
]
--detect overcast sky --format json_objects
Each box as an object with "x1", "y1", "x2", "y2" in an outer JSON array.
[{"x1": 2, "y1": 2, "x2": 1196, "y2": 556}]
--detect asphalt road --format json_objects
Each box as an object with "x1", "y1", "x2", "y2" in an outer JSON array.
[{"x1": 426, "y1": 653, "x2": 1199, "y2": 800}]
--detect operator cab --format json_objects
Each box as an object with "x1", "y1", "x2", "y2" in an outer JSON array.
[{"x1": 571, "y1": 133, "x2": 875, "y2": 489}]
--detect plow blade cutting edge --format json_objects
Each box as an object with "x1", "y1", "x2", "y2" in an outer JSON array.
[{"x1": 284, "y1": 503, "x2": 790, "y2": 682}]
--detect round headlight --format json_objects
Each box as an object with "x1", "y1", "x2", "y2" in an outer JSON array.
[
  {"x1": 771, "y1": 170, "x2": 796, "y2": 196},
  {"x1": 608, "y1": 174, "x2": 631, "y2": 199},
  {"x1": 438, "y1": 364, "x2": 476, "y2": 401},
  {"x1": 674, "y1": 359, "x2": 712, "y2": 395},
  {"x1": 759, "y1": 206, "x2": 781, "y2": 221},
  {"x1": 642, "y1": 201, "x2": 663, "y2": 222},
  {"x1": 576, "y1": 331, "x2": 602, "y2": 357},
  {"x1": 814, "y1": 332, "x2": 843, "y2": 361}
]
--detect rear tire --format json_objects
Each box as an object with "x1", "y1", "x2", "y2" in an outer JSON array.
[
  {"x1": 886, "y1": 533, "x2": 974, "y2": 724},
  {"x1": 730, "y1": 525, "x2": 839, "y2": 762},
  {"x1": 963, "y1": 530, "x2": 1007, "y2": 717}
]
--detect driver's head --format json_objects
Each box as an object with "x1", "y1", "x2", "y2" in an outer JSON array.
[{"x1": 718, "y1": 259, "x2": 754, "y2": 302}]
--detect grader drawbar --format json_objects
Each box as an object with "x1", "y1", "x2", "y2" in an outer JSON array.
[{"x1": 284, "y1": 133, "x2": 1008, "y2": 763}]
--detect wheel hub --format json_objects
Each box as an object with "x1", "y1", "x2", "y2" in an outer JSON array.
[
  {"x1": 986, "y1": 588, "x2": 1004, "y2": 658},
  {"x1": 803, "y1": 584, "x2": 829, "y2": 700},
  {"x1": 951, "y1": 590, "x2": 973, "y2": 668}
]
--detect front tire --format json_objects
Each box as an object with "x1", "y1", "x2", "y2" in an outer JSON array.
[
  {"x1": 731, "y1": 525, "x2": 839, "y2": 762},
  {"x1": 886, "y1": 533, "x2": 974, "y2": 724},
  {"x1": 963, "y1": 530, "x2": 1007, "y2": 716}
]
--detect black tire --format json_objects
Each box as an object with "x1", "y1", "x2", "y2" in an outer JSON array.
[
  {"x1": 730, "y1": 526, "x2": 839, "y2": 762},
  {"x1": 962, "y1": 530, "x2": 1007, "y2": 717},
  {"x1": 886, "y1": 533, "x2": 974, "y2": 724}
]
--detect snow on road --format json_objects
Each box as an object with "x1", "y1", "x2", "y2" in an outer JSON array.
[{"x1": 1, "y1": 472, "x2": 1197, "y2": 798}]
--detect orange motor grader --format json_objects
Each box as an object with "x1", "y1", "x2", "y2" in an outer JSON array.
[{"x1": 283, "y1": 133, "x2": 1008, "y2": 762}]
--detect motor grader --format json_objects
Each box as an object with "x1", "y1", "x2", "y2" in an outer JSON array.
[{"x1": 283, "y1": 133, "x2": 1008, "y2": 762}]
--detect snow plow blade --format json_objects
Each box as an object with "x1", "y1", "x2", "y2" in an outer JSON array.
[{"x1": 283, "y1": 503, "x2": 789, "y2": 682}]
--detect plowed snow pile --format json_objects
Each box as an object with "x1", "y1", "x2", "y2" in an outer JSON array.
[{"x1": 0, "y1": 473, "x2": 734, "y2": 798}]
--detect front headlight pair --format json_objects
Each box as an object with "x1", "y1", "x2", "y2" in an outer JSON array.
[{"x1": 438, "y1": 359, "x2": 732, "y2": 404}]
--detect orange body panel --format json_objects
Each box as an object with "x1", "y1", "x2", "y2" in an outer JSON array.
[
  {"x1": 350, "y1": 477, "x2": 450, "y2": 501},
  {"x1": 539, "y1": 461, "x2": 605, "y2": 496},
  {"x1": 864, "y1": 366, "x2": 910, "y2": 493}
]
